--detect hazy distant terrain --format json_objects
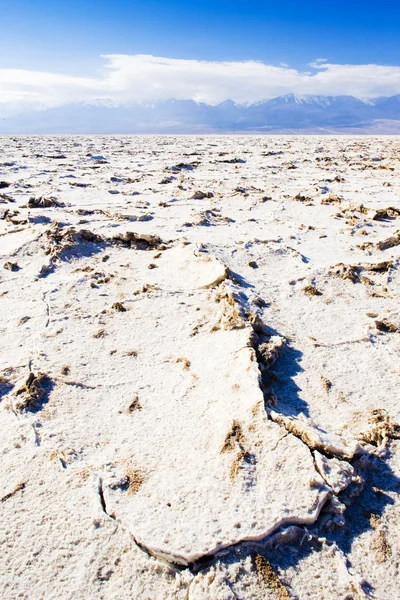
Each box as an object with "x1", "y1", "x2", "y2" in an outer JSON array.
[{"x1": 1, "y1": 94, "x2": 400, "y2": 133}]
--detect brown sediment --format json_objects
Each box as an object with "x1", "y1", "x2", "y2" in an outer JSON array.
[
  {"x1": 221, "y1": 420, "x2": 244, "y2": 453},
  {"x1": 125, "y1": 468, "x2": 145, "y2": 495},
  {"x1": 254, "y1": 554, "x2": 290, "y2": 599}
]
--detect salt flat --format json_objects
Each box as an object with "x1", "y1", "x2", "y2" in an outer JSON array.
[{"x1": 0, "y1": 135, "x2": 400, "y2": 599}]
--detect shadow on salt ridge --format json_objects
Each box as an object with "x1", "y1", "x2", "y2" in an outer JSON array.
[{"x1": 266, "y1": 343, "x2": 310, "y2": 419}]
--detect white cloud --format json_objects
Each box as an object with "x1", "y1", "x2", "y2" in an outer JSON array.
[{"x1": 1, "y1": 54, "x2": 400, "y2": 113}]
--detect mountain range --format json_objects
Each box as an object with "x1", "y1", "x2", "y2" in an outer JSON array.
[{"x1": 1, "y1": 94, "x2": 400, "y2": 134}]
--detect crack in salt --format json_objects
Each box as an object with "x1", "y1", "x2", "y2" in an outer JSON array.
[{"x1": 98, "y1": 477, "x2": 114, "y2": 520}]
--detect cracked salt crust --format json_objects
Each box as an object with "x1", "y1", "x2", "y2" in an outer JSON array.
[{"x1": 1, "y1": 135, "x2": 400, "y2": 599}]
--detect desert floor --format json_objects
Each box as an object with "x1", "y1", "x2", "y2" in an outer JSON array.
[{"x1": 1, "y1": 135, "x2": 400, "y2": 599}]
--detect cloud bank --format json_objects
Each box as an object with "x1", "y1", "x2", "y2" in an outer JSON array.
[{"x1": 1, "y1": 54, "x2": 400, "y2": 114}]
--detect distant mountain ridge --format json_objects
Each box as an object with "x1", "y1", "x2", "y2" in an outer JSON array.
[{"x1": 1, "y1": 94, "x2": 400, "y2": 133}]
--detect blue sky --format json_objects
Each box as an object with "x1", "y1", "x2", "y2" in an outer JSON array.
[
  {"x1": 1, "y1": 0, "x2": 400, "y2": 112},
  {"x1": 2, "y1": 0, "x2": 400, "y2": 74}
]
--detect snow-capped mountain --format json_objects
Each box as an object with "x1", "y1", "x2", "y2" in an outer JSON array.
[{"x1": 1, "y1": 95, "x2": 400, "y2": 133}]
